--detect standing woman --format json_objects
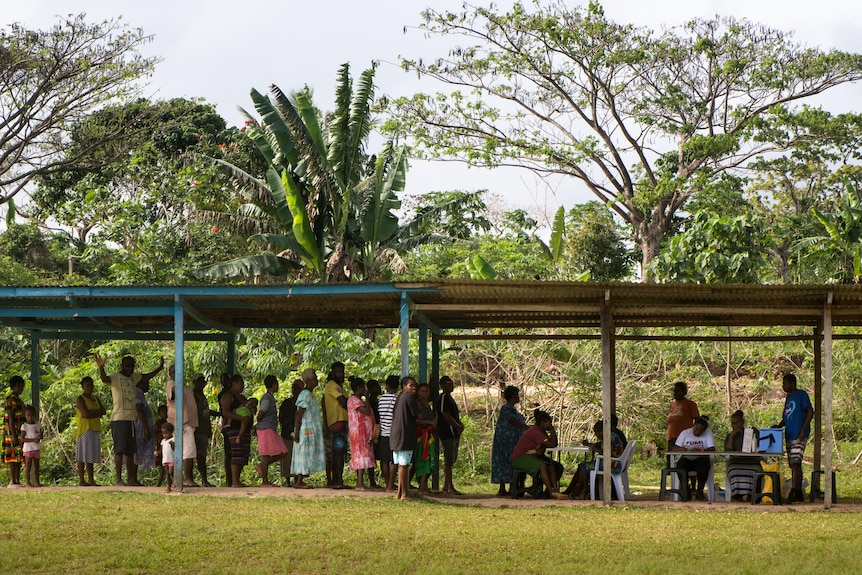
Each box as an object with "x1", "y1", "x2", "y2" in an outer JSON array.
[
  {"x1": 75, "y1": 376, "x2": 106, "y2": 486},
  {"x1": 412, "y1": 382, "x2": 437, "y2": 493},
  {"x1": 491, "y1": 385, "x2": 528, "y2": 496},
  {"x1": 291, "y1": 369, "x2": 325, "y2": 489},
  {"x1": 667, "y1": 381, "x2": 699, "y2": 451},
  {"x1": 256, "y1": 375, "x2": 288, "y2": 486},
  {"x1": 220, "y1": 374, "x2": 252, "y2": 488},
  {"x1": 347, "y1": 377, "x2": 375, "y2": 490},
  {"x1": 3, "y1": 376, "x2": 27, "y2": 487}
]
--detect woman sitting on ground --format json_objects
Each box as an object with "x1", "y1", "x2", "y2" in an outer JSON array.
[
  {"x1": 724, "y1": 409, "x2": 761, "y2": 502},
  {"x1": 510, "y1": 409, "x2": 566, "y2": 500},
  {"x1": 671, "y1": 415, "x2": 715, "y2": 501}
]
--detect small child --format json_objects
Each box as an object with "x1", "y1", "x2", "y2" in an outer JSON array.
[
  {"x1": 154, "y1": 405, "x2": 168, "y2": 486},
  {"x1": 160, "y1": 422, "x2": 175, "y2": 493},
  {"x1": 235, "y1": 397, "x2": 258, "y2": 444},
  {"x1": 20, "y1": 405, "x2": 42, "y2": 488}
]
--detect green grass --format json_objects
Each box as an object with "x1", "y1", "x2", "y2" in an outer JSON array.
[{"x1": 1, "y1": 490, "x2": 861, "y2": 574}]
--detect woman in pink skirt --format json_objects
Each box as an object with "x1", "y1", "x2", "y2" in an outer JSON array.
[
  {"x1": 347, "y1": 377, "x2": 376, "y2": 490},
  {"x1": 255, "y1": 375, "x2": 288, "y2": 486}
]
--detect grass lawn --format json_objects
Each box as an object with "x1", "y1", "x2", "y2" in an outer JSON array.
[{"x1": 1, "y1": 489, "x2": 860, "y2": 574}]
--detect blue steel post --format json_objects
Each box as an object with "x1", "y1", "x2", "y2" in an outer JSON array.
[
  {"x1": 174, "y1": 296, "x2": 185, "y2": 491},
  {"x1": 30, "y1": 335, "x2": 39, "y2": 407},
  {"x1": 400, "y1": 292, "x2": 409, "y2": 378}
]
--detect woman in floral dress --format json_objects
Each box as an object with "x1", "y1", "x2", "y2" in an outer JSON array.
[
  {"x1": 347, "y1": 377, "x2": 375, "y2": 490},
  {"x1": 491, "y1": 385, "x2": 528, "y2": 496}
]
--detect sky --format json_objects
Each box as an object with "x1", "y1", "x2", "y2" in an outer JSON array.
[{"x1": 5, "y1": 0, "x2": 862, "y2": 224}]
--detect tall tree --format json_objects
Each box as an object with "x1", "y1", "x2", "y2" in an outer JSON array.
[
  {"x1": 390, "y1": 1, "x2": 862, "y2": 280},
  {"x1": 0, "y1": 14, "x2": 157, "y2": 206},
  {"x1": 196, "y1": 64, "x2": 438, "y2": 283}
]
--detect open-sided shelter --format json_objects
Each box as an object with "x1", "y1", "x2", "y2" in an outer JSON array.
[{"x1": 1, "y1": 280, "x2": 858, "y2": 506}]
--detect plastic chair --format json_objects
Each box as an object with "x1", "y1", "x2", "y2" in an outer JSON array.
[
  {"x1": 686, "y1": 456, "x2": 716, "y2": 501},
  {"x1": 511, "y1": 468, "x2": 540, "y2": 499},
  {"x1": 659, "y1": 467, "x2": 687, "y2": 501},
  {"x1": 589, "y1": 440, "x2": 638, "y2": 501}
]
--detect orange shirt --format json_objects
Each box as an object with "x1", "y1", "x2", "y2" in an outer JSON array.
[{"x1": 667, "y1": 398, "x2": 699, "y2": 441}]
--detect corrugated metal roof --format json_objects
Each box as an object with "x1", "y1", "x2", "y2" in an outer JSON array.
[{"x1": 0, "y1": 281, "x2": 859, "y2": 335}]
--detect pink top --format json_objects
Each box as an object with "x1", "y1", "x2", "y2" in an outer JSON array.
[{"x1": 511, "y1": 425, "x2": 549, "y2": 461}]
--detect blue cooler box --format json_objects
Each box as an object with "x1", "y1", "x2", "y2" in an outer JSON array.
[{"x1": 758, "y1": 428, "x2": 784, "y2": 454}]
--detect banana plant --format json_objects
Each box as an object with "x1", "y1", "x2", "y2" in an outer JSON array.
[{"x1": 804, "y1": 177, "x2": 862, "y2": 282}]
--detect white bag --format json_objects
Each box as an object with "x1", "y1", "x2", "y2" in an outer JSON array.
[{"x1": 742, "y1": 427, "x2": 757, "y2": 453}]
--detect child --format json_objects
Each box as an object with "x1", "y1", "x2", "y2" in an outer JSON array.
[
  {"x1": 20, "y1": 405, "x2": 42, "y2": 488},
  {"x1": 235, "y1": 398, "x2": 258, "y2": 444},
  {"x1": 154, "y1": 405, "x2": 168, "y2": 487},
  {"x1": 160, "y1": 422, "x2": 175, "y2": 493}
]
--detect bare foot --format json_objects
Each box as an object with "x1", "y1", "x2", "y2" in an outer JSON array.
[{"x1": 551, "y1": 492, "x2": 567, "y2": 500}]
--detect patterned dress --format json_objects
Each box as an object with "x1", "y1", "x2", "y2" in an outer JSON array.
[
  {"x1": 348, "y1": 394, "x2": 375, "y2": 472},
  {"x1": 3, "y1": 391, "x2": 25, "y2": 464},
  {"x1": 290, "y1": 389, "x2": 325, "y2": 476},
  {"x1": 134, "y1": 387, "x2": 155, "y2": 469},
  {"x1": 491, "y1": 403, "x2": 526, "y2": 484},
  {"x1": 413, "y1": 402, "x2": 436, "y2": 478}
]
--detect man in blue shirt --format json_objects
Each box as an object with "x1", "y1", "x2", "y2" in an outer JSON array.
[{"x1": 776, "y1": 373, "x2": 814, "y2": 503}]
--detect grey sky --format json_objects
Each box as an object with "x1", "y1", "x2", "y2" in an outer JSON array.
[{"x1": 6, "y1": 0, "x2": 862, "y2": 220}]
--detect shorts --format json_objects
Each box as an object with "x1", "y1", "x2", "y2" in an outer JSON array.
[
  {"x1": 441, "y1": 437, "x2": 460, "y2": 466},
  {"x1": 376, "y1": 435, "x2": 392, "y2": 463},
  {"x1": 392, "y1": 450, "x2": 413, "y2": 466},
  {"x1": 787, "y1": 438, "x2": 807, "y2": 465},
  {"x1": 512, "y1": 454, "x2": 544, "y2": 476},
  {"x1": 111, "y1": 420, "x2": 136, "y2": 455},
  {"x1": 180, "y1": 425, "x2": 197, "y2": 460},
  {"x1": 24, "y1": 449, "x2": 40, "y2": 459}
]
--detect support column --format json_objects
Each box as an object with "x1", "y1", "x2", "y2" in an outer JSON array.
[
  {"x1": 227, "y1": 334, "x2": 236, "y2": 376},
  {"x1": 823, "y1": 293, "x2": 833, "y2": 509},
  {"x1": 813, "y1": 324, "x2": 822, "y2": 472},
  {"x1": 400, "y1": 292, "x2": 409, "y2": 378},
  {"x1": 600, "y1": 290, "x2": 615, "y2": 505},
  {"x1": 419, "y1": 325, "x2": 428, "y2": 385},
  {"x1": 30, "y1": 335, "x2": 40, "y2": 408},
  {"x1": 174, "y1": 296, "x2": 186, "y2": 492}
]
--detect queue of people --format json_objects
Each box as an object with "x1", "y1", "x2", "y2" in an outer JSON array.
[{"x1": 2, "y1": 365, "x2": 818, "y2": 504}]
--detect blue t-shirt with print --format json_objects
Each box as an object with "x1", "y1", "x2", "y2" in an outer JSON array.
[{"x1": 782, "y1": 388, "x2": 813, "y2": 441}]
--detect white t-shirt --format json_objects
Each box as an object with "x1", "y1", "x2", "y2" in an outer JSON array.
[
  {"x1": 161, "y1": 437, "x2": 175, "y2": 465},
  {"x1": 21, "y1": 422, "x2": 41, "y2": 453},
  {"x1": 675, "y1": 427, "x2": 715, "y2": 451}
]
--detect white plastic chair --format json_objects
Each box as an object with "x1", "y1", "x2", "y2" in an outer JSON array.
[{"x1": 589, "y1": 440, "x2": 638, "y2": 501}]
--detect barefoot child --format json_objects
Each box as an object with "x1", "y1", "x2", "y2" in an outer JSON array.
[
  {"x1": 160, "y1": 422, "x2": 175, "y2": 493},
  {"x1": 154, "y1": 405, "x2": 167, "y2": 486},
  {"x1": 21, "y1": 405, "x2": 42, "y2": 487}
]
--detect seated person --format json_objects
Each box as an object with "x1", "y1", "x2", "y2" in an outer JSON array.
[
  {"x1": 564, "y1": 419, "x2": 624, "y2": 500},
  {"x1": 510, "y1": 409, "x2": 566, "y2": 500},
  {"x1": 671, "y1": 415, "x2": 715, "y2": 501},
  {"x1": 724, "y1": 409, "x2": 761, "y2": 502}
]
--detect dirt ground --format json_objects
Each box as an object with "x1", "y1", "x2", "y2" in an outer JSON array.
[{"x1": 55, "y1": 483, "x2": 858, "y2": 512}]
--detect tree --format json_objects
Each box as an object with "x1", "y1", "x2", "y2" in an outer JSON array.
[
  {"x1": 565, "y1": 202, "x2": 634, "y2": 281},
  {"x1": 390, "y1": 1, "x2": 862, "y2": 280},
  {"x1": 196, "y1": 64, "x2": 438, "y2": 283},
  {"x1": 650, "y1": 211, "x2": 765, "y2": 283},
  {"x1": 0, "y1": 14, "x2": 157, "y2": 206}
]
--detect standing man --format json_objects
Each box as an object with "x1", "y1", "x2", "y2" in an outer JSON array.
[
  {"x1": 166, "y1": 365, "x2": 199, "y2": 488},
  {"x1": 389, "y1": 376, "x2": 419, "y2": 500},
  {"x1": 437, "y1": 375, "x2": 465, "y2": 495},
  {"x1": 94, "y1": 353, "x2": 164, "y2": 486},
  {"x1": 192, "y1": 373, "x2": 215, "y2": 487},
  {"x1": 377, "y1": 375, "x2": 400, "y2": 492},
  {"x1": 323, "y1": 361, "x2": 349, "y2": 489},
  {"x1": 775, "y1": 373, "x2": 814, "y2": 503}
]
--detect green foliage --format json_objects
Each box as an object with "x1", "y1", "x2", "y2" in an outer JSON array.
[
  {"x1": 390, "y1": 1, "x2": 862, "y2": 278},
  {"x1": 564, "y1": 202, "x2": 635, "y2": 281},
  {"x1": 651, "y1": 211, "x2": 765, "y2": 283},
  {"x1": 0, "y1": 14, "x2": 157, "y2": 205}
]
